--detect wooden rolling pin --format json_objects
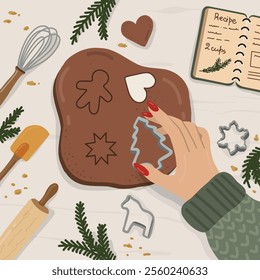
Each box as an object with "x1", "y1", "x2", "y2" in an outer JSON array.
[{"x1": 0, "y1": 183, "x2": 58, "y2": 259}]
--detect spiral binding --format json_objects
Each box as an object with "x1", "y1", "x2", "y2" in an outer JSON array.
[{"x1": 233, "y1": 17, "x2": 251, "y2": 81}]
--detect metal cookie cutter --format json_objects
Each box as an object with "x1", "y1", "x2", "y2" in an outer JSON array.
[
  {"x1": 121, "y1": 195, "x2": 155, "y2": 239},
  {"x1": 217, "y1": 120, "x2": 249, "y2": 156},
  {"x1": 130, "y1": 116, "x2": 173, "y2": 169}
]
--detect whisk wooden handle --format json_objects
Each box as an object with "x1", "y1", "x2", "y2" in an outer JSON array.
[{"x1": 0, "y1": 67, "x2": 25, "y2": 106}]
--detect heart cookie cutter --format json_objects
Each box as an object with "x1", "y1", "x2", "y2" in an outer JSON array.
[
  {"x1": 217, "y1": 120, "x2": 250, "y2": 156},
  {"x1": 130, "y1": 116, "x2": 173, "y2": 169}
]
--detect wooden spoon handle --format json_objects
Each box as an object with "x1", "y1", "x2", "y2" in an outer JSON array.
[
  {"x1": 39, "y1": 184, "x2": 59, "y2": 207},
  {"x1": 0, "y1": 154, "x2": 20, "y2": 182},
  {"x1": 0, "y1": 67, "x2": 25, "y2": 106}
]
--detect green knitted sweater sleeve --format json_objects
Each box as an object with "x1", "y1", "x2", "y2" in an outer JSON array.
[{"x1": 182, "y1": 172, "x2": 260, "y2": 259}]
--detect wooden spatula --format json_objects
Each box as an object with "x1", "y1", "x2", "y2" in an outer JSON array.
[{"x1": 0, "y1": 125, "x2": 49, "y2": 182}]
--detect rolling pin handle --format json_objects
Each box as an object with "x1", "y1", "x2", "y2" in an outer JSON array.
[{"x1": 39, "y1": 183, "x2": 59, "y2": 207}]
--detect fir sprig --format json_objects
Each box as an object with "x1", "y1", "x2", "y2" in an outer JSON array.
[
  {"x1": 70, "y1": 0, "x2": 117, "y2": 44},
  {"x1": 0, "y1": 106, "x2": 24, "y2": 143},
  {"x1": 97, "y1": 224, "x2": 116, "y2": 260},
  {"x1": 58, "y1": 201, "x2": 116, "y2": 260},
  {"x1": 200, "y1": 58, "x2": 232, "y2": 73},
  {"x1": 242, "y1": 147, "x2": 260, "y2": 188}
]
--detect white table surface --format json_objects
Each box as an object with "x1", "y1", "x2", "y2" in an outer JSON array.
[{"x1": 0, "y1": 0, "x2": 259, "y2": 260}]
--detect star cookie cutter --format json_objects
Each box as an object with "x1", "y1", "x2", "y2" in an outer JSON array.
[
  {"x1": 217, "y1": 120, "x2": 249, "y2": 156},
  {"x1": 121, "y1": 195, "x2": 155, "y2": 239},
  {"x1": 130, "y1": 116, "x2": 173, "y2": 169}
]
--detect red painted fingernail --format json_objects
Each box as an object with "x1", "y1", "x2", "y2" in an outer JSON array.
[
  {"x1": 142, "y1": 111, "x2": 153, "y2": 118},
  {"x1": 147, "y1": 100, "x2": 159, "y2": 112},
  {"x1": 134, "y1": 163, "x2": 149, "y2": 176}
]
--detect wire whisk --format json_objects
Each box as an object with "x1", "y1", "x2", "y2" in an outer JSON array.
[{"x1": 0, "y1": 25, "x2": 60, "y2": 106}]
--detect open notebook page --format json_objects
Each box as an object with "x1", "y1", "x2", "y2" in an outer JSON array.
[
  {"x1": 192, "y1": 7, "x2": 245, "y2": 85},
  {"x1": 239, "y1": 16, "x2": 260, "y2": 91}
]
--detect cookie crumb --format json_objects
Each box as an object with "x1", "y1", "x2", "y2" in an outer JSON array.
[
  {"x1": 253, "y1": 190, "x2": 257, "y2": 193},
  {"x1": 231, "y1": 165, "x2": 238, "y2": 172},
  {"x1": 14, "y1": 189, "x2": 22, "y2": 195},
  {"x1": 8, "y1": 11, "x2": 17, "y2": 15},
  {"x1": 4, "y1": 195, "x2": 8, "y2": 199},
  {"x1": 11, "y1": 183, "x2": 15, "y2": 186},
  {"x1": 4, "y1": 19, "x2": 12, "y2": 23},
  {"x1": 143, "y1": 253, "x2": 151, "y2": 256},
  {"x1": 24, "y1": 186, "x2": 28, "y2": 190},
  {"x1": 27, "y1": 81, "x2": 37, "y2": 86},
  {"x1": 118, "y1": 43, "x2": 127, "y2": 48},
  {"x1": 130, "y1": 237, "x2": 134, "y2": 240},
  {"x1": 23, "y1": 26, "x2": 29, "y2": 31},
  {"x1": 22, "y1": 173, "x2": 28, "y2": 178},
  {"x1": 139, "y1": 247, "x2": 143, "y2": 250},
  {"x1": 254, "y1": 134, "x2": 259, "y2": 141},
  {"x1": 123, "y1": 243, "x2": 132, "y2": 249},
  {"x1": 126, "y1": 254, "x2": 129, "y2": 257}
]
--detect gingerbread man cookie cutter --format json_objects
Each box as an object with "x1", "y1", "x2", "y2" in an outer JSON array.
[
  {"x1": 130, "y1": 116, "x2": 173, "y2": 169},
  {"x1": 121, "y1": 195, "x2": 155, "y2": 239},
  {"x1": 217, "y1": 120, "x2": 250, "y2": 156}
]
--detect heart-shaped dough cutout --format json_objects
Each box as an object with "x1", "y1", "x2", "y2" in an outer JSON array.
[
  {"x1": 125, "y1": 73, "x2": 156, "y2": 103},
  {"x1": 121, "y1": 15, "x2": 153, "y2": 47}
]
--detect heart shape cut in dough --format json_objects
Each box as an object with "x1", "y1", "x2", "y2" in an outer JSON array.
[
  {"x1": 121, "y1": 15, "x2": 153, "y2": 47},
  {"x1": 125, "y1": 73, "x2": 156, "y2": 103}
]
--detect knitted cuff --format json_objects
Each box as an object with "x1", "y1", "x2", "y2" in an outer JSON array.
[{"x1": 181, "y1": 172, "x2": 246, "y2": 232}]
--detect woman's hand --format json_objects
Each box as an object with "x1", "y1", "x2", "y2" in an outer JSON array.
[{"x1": 134, "y1": 101, "x2": 219, "y2": 201}]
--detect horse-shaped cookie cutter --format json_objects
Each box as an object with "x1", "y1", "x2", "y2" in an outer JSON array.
[{"x1": 121, "y1": 195, "x2": 155, "y2": 238}]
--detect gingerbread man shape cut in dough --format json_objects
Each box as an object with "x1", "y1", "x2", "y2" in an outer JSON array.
[{"x1": 76, "y1": 70, "x2": 113, "y2": 115}]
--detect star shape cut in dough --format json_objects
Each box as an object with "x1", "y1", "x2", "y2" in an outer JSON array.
[{"x1": 85, "y1": 133, "x2": 117, "y2": 165}]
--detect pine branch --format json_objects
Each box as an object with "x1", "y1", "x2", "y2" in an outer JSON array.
[
  {"x1": 75, "y1": 201, "x2": 96, "y2": 248},
  {"x1": 58, "y1": 201, "x2": 116, "y2": 260},
  {"x1": 97, "y1": 224, "x2": 116, "y2": 260},
  {"x1": 0, "y1": 127, "x2": 21, "y2": 143},
  {"x1": 58, "y1": 239, "x2": 99, "y2": 260},
  {"x1": 200, "y1": 58, "x2": 232, "y2": 73},
  {"x1": 252, "y1": 168, "x2": 260, "y2": 185},
  {"x1": 98, "y1": 0, "x2": 116, "y2": 40},
  {"x1": 0, "y1": 106, "x2": 24, "y2": 143},
  {"x1": 70, "y1": 0, "x2": 117, "y2": 44},
  {"x1": 70, "y1": 1, "x2": 102, "y2": 45},
  {"x1": 242, "y1": 147, "x2": 260, "y2": 188}
]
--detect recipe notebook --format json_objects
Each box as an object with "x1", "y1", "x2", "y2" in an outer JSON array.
[{"x1": 192, "y1": 7, "x2": 260, "y2": 91}]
